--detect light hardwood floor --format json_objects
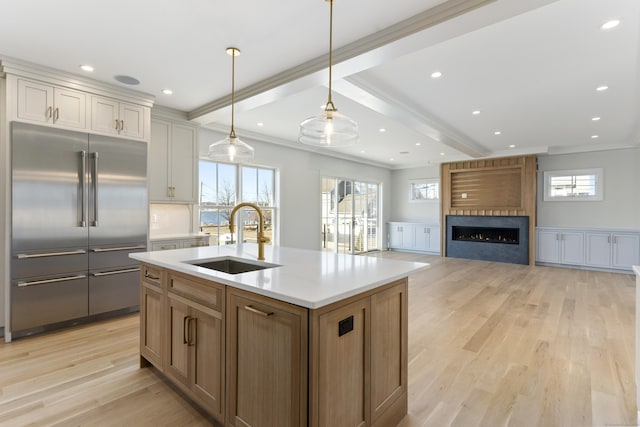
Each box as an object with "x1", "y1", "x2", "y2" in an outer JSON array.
[{"x1": 0, "y1": 253, "x2": 636, "y2": 426}]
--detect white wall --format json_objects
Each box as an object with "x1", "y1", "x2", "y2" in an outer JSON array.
[
  {"x1": 389, "y1": 165, "x2": 441, "y2": 224},
  {"x1": 537, "y1": 148, "x2": 640, "y2": 229},
  {"x1": 198, "y1": 129, "x2": 393, "y2": 250}
]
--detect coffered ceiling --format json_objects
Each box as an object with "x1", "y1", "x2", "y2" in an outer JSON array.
[{"x1": 1, "y1": 0, "x2": 638, "y2": 168}]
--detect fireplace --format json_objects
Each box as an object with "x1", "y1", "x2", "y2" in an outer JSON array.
[{"x1": 446, "y1": 216, "x2": 529, "y2": 265}]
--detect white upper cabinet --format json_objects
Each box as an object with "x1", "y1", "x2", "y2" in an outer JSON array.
[
  {"x1": 149, "y1": 117, "x2": 198, "y2": 203},
  {"x1": 18, "y1": 79, "x2": 86, "y2": 129},
  {"x1": 91, "y1": 96, "x2": 146, "y2": 140}
]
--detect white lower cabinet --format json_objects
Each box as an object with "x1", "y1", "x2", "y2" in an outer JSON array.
[
  {"x1": 537, "y1": 230, "x2": 584, "y2": 265},
  {"x1": 537, "y1": 227, "x2": 640, "y2": 271},
  {"x1": 388, "y1": 222, "x2": 440, "y2": 254},
  {"x1": 586, "y1": 232, "x2": 640, "y2": 270}
]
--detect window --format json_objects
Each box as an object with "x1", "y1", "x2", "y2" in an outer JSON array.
[
  {"x1": 199, "y1": 160, "x2": 277, "y2": 245},
  {"x1": 543, "y1": 168, "x2": 603, "y2": 201},
  {"x1": 409, "y1": 178, "x2": 439, "y2": 202}
]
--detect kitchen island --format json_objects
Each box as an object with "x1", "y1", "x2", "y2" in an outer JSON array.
[{"x1": 130, "y1": 244, "x2": 428, "y2": 427}]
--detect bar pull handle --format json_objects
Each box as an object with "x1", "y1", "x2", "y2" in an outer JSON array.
[
  {"x1": 80, "y1": 150, "x2": 87, "y2": 227},
  {"x1": 18, "y1": 274, "x2": 87, "y2": 287},
  {"x1": 91, "y1": 268, "x2": 140, "y2": 277},
  {"x1": 91, "y1": 245, "x2": 147, "y2": 253},
  {"x1": 91, "y1": 152, "x2": 99, "y2": 226},
  {"x1": 144, "y1": 272, "x2": 160, "y2": 280},
  {"x1": 54, "y1": 107, "x2": 59, "y2": 121},
  {"x1": 183, "y1": 316, "x2": 190, "y2": 344},
  {"x1": 115, "y1": 119, "x2": 120, "y2": 130},
  {"x1": 17, "y1": 249, "x2": 86, "y2": 259},
  {"x1": 244, "y1": 305, "x2": 273, "y2": 317},
  {"x1": 613, "y1": 236, "x2": 617, "y2": 244},
  {"x1": 47, "y1": 106, "x2": 52, "y2": 119},
  {"x1": 120, "y1": 120, "x2": 124, "y2": 132},
  {"x1": 608, "y1": 236, "x2": 611, "y2": 244},
  {"x1": 189, "y1": 317, "x2": 197, "y2": 346}
]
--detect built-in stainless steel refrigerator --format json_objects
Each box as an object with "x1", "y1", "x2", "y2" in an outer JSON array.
[{"x1": 10, "y1": 122, "x2": 147, "y2": 337}]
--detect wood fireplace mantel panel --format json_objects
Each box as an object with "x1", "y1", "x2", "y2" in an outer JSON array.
[{"x1": 440, "y1": 155, "x2": 537, "y2": 264}]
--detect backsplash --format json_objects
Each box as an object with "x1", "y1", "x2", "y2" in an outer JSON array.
[{"x1": 149, "y1": 204, "x2": 192, "y2": 235}]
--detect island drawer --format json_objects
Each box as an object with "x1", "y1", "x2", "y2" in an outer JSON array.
[
  {"x1": 141, "y1": 264, "x2": 163, "y2": 288},
  {"x1": 168, "y1": 272, "x2": 224, "y2": 311}
]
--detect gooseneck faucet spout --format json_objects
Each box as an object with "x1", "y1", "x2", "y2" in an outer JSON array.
[{"x1": 229, "y1": 202, "x2": 270, "y2": 261}]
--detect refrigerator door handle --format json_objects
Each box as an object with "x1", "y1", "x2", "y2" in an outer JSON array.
[
  {"x1": 91, "y1": 267, "x2": 141, "y2": 277},
  {"x1": 91, "y1": 245, "x2": 147, "y2": 253},
  {"x1": 91, "y1": 152, "x2": 99, "y2": 227},
  {"x1": 17, "y1": 274, "x2": 87, "y2": 287},
  {"x1": 17, "y1": 249, "x2": 87, "y2": 259},
  {"x1": 80, "y1": 150, "x2": 87, "y2": 227}
]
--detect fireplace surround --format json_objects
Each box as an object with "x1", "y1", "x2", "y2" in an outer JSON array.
[{"x1": 446, "y1": 215, "x2": 529, "y2": 265}]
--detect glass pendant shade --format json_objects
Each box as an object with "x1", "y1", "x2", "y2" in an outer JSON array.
[
  {"x1": 208, "y1": 134, "x2": 254, "y2": 162},
  {"x1": 298, "y1": 108, "x2": 359, "y2": 147}
]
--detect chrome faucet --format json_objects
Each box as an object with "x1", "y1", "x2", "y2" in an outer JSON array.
[{"x1": 229, "y1": 203, "x2": 270, "y2": 261}]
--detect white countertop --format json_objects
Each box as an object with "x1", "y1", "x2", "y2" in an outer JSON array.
[{"x1": 130, "y1": 244, "x2": 429, "y2": 309}]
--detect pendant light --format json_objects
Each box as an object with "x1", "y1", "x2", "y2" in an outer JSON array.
[
  {"x1": 298, "y1": 0, "x2": 359, "y2": 147},
  {"x1": 208, "y1": 47, "x2": 254, "y2": 162}
]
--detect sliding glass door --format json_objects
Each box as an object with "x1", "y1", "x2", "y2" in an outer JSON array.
[{"x1": 321, "y1": 177, "x2": 380, "y2": 254}]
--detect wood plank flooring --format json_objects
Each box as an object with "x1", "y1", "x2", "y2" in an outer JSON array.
[{"x1": 0, "y1": 253, "x2": 636, "y2": 426}]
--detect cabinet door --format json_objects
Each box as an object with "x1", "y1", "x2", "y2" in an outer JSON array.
[
  {"x1": 53, "y1": 88, "x2": 86, "y2": 129},
  {"x1": 227, "y1": 290, "x2": 308, "y2": 427},
  {"x1": 388, "y1": 224, "x2": 403, "y2": 249},
  {"x1": 149, "y1": 119, "x2": 172, "y2": 201},
  {"x1": 428, "y1": 226, "x2": 441, "y2": 252},
  {"x1": 316, "y1": 297, "x2": 369, "y2": 427},
  {"x1": 561, "y1": 232, "x2": 585, "y2": 265},
  {"x1": 17, "y1": 79, "x2": 53, "y2": 123},
  {"x1": 170, "y1": 123, "x2": 197, "y2": 202},
  {"x1": 166, "y1": 296, "x2": 191, "y2": 388},
  {"x1": 414, "y1": 226, "x2": 429, "y2": 251},
  {"x1": 585, "y1": 232, "x2": 611, "y2": 267},
  {"x1": 370, "y1": 281, "x2": 407, "y2": 424},
  {"x1": 91, "y1": 96, "x2": 119, "y2": 135},
  {"x1": 191, "y1": 306, "x2": 224, "y2": 420},
  {"x1": 536, "y1": 230, "x2": 560, "y2": 263},
  {"x1": 612, "y1": 234, "x2": 640, "y2": 269},
  {"x1": 140, "y1": 281, "x2": 163, "y2": 367},
  {"x1": 119, "y1": 102, "x2": 145, "y2": 139}
]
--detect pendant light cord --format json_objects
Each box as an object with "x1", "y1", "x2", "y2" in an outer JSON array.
[
  {"x1": 326, "y1": 0, "x2": 335, "y2": 112},
  {"x1": 230, "y1": 48, "x2": 237, "y2": 139}
]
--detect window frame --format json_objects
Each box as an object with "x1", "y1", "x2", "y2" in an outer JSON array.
[
  {"x1": 543, "y1": 168, "x2": 603, "y2": 202},
  {"x1": 408, "y1": 178, "x2": 439, "y2": 203}
]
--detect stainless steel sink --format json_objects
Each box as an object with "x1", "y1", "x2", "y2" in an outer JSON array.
[{"x1": 188, "y1": 257, "x2": 279, "y2": 274}]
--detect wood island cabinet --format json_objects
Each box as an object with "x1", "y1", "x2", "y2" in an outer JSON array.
[{"x1": 138, "y1": 264, "x2": 408, "y2": 427}]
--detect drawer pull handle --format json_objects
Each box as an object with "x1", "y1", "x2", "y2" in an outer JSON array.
[
  {"x1": 244, "y1": 305, "x2": 273, "y2": 317},
  {"x1": 18, "y1": 274, "x2": 87, "y2": 287},
  {"x1": 92, "y1": 245, "x2": 146, "y2": 252},
  {"x1": 17, "y1": 249, "x2": 86, "y2": 259},
  {"x1": 145, "y1": 273, "x2": 160, "y2": 280},
  {"x1": 92, "y1": 267, "x2": 140, "y2": 277}
]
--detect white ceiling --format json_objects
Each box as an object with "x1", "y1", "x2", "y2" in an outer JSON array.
[{"x1": 1, "y1": 0, "x2": 638, "y2": 168}]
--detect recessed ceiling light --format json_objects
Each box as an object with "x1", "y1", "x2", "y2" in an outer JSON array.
[
  {"x1": 161, "y1": 88, "x2": 173, "y2": 95},
  {"x1": 257, "y1": 122, "x2": 264, "y2": 127},
  {"x1": 596, "y1": 85, "x2": 608, "y2": 91},
  {"x1": 360, "y1": 150, "x2": 365, "y2": 153},
  {"x1": 494, "y1": 131, "x2": 502, "y2": 135},
  {"x1": 509, "y1": 144, "x2": 516, "y2": 148},
  {"x1": 415, "y1": 142, "x2": 421, "y2": 146},
  {"x1": 320, "y1": 104, "x2": 326, "y2": 109},
  {"x1": 440, "y1": 152, "x2": 445, "y2": 156},
  {"x1": 591, "y1": 135, "x2": 599, "y2": 139},
  {"x1": 472, "y1": 110, "x2": 481, "y2": 115},
  {"x1": 592, "y1": 117, "x2": 601, "y2": 121},
  {"x1": 430, "y1": 71, "x2": 442, "y2": 79},
  {"x1": 389, "y1": 158, "x2": 395, "y2": 161},
  {"x1": 601, "y1": 19, "x2": 620, "y2": 30},
  {"x1": 379, "y1": 128, "x2": 386, "y2": 133},
  {"x1": 80, "y1": 65, "x2": 94, "y2": 72}
]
